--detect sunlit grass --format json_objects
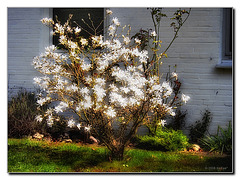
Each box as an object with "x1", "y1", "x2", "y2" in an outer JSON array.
[{"x1": 8, "y1": 138, "x2": 232, "y2": 173}]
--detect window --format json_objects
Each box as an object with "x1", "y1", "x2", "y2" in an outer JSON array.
[
  {"x1": 52, "y1": 8, "x2": 104, "y2": 47},
  {"x1": 216, "y1": 8, "x2": 233, "y2": 68}
]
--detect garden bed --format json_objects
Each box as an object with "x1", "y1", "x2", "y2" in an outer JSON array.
[{"x1": 8, "y1": 138, "x2": 232, "y2": 173}]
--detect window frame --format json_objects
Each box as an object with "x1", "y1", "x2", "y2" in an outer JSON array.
[{"x1": 216, "y1": 8, "x2": 233, "y2": 69}]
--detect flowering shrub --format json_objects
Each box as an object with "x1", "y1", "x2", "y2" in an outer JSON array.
[{"x1": 33, "y1": 10, "x2": 190, "y2": 160}]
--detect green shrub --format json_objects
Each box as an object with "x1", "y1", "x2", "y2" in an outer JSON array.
[
  {"x1": 135, "y1": 128, "x2": 189, "y2": 151},
  {"x1": 8, "y1": 90, "x2": 66, "y2": 139},
  {"x1": 8, "y1": 90, "x2": 42, "y2": 138},
  {"x1": 201, "y1": 121, "x2": 232, "y2": 154}
]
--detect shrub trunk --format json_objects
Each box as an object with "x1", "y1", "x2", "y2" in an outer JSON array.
[{"x1": 110, "y1": 146, "x2": 125, "y2": 161}]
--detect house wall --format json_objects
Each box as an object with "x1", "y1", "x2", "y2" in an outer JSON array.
[
  {"x1": 8, "y1": 8, "x2": 232, "y2": 134},
  {"x1": 8, "y1": 8, "x2": 51, "y2": 98}
]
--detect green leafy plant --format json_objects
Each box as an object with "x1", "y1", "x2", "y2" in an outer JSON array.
[
  {"x1": 201, "y1": 122, "x2": 232, "y2": 154},
  {"x1": 189, "y1": 109, "x2": 212, "y2": 143},
  {"x1": 135, "y1": 128, "x2": 189, "y2": 151}
]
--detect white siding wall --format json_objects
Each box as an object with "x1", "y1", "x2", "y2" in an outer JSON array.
[
  {"x1": 8, "y1": 8, "x2": 50, "y2": 98},
  {"x1": 8, "y1": 8, "x2": 232, "y2": 134}
]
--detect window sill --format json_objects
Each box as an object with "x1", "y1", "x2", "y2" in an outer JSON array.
[{"x1": 216, "y1": 61, "x2": 232, "y2": 69}]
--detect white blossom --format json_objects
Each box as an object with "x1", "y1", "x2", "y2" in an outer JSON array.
[
  {"x1": 45, "y1": 45, "x2": 56, "y2": 52},
  {"x1": 171, "y1": 72, "x2": 178, "y2": 80},
  {"x1": 37, "y1": 97, "x2": 49, "y2": 106},
  {"x1": 67, "y1": 118, "x2": 75, "y2": 128},
  {"x1": 33, "y1": 77, "x2": 41, "y2": 85},
  {"x1": 35, "y1": 115, "x2": 43, "y2": 123},
  {"x1": 138, "y1": 50, "x2": 148, "y2": 64},
  {"x1": 134, "y1": 38, "x2": 141, "y2": 44},
  {"x1": 159, "y1": 119, "x2": 166, "y2": 127},
  {"x1": 61, "y1": 54, "x2": 68, "y2": 61},
  {"x1": 95, "y1": 78, "x2": 106, "y2": 87},
  {"x1": 170, "y1": 111, "x2": 176, "y2": 116},
  {"x1": 59, "y1": 35, "x2": 67, "y2": 44},
  {"x1": 85, "y1": 76, "x2": 93, "y2": 84},
  {"x1": 75, "y1": 27, "x2": 81, "y2": 34},
  {"x1": 55, "y1": 101, "x2": 68, "y2": 113},
  {"x1": 81, "y1": 63, "x2": 91, "y2": 71},
  {"x1": 93, "y1": 85, "x2": 106, "y2": 102},
  {"x1": 162, "y1": 81, "x2": 173, "y2": 97},
  {"x1": 109, "y1": 92, "x2": 128, "y2": 108},
  {"x1": 97, "y1": 59, "x2": 109, "y2": 72},
  {"x1": 151, "y1": 31, "x2": 157, "y2": 37},
  {"x1": 67, "y1": 26, "x2": 73, "y2": 33},
  {"x1": 54, "y1": 23, "x2": 64, "y2": 35},
  {"x1": 84, "y1": 125, "x2": 91, "y2": 132},
  {"x1": 92, "y1": 35, "x2": 103, "y2": 46},
  {"x1": 41, "y1": 18, "x2": 54, "y2": 25},
  {"x1": 52, "y1": 65, "x2": 62, "y2": 74},
  {"x1": 106, "y1": 9, "x2": 113, "y2": 15},
  {"x1": 77, "y1": 123, "x2": 81, "y2": 130},
  {"x1": 80, "y1": 87, "x2": 90, "y2": 95},
  {"x1": 130, "y1": 86, "x2": 144, "y2": 99},
  {"x1": 80, "y1": 95, "x2": 93, "y2": 109},
  {"x1": 80, "y1": 38, "x2": 87, "y2": 46},
  {"x1": 120, "y1": 87, "x2": 130, "y2": 94},
  {"x1": 45, "y1": 108, "x2": 54, "y2": 115},
  {"x1": 128, "y1": 97, "x2": 138, "y2": 107},
  {"x1": 46, "y1": 115, "x2": 54, "y2": 127},
  {"x1": 123, "y1": 36, "x2": 131, "y2": 45},
  {"x1": 109, "y1": 84, "x2": 118, "y2": 92},
  {"x1": 165, "y1": 106, "x2": 176, "y2": 116},
  {"x1": 182, "y1": 93, "x2": 190, "y2": 103},
  {"x1": 104, "y1": 106, "x2": 116, "y2": 118},
  {"x1": 108, "y1": 25, "x2": 116, "y2": 36},
  {"x1": 67, "y1": 40, "x2": 78, "y2": 49},
  {"x1": 66, "y1": 84, "x2": 79, "y2": 92},
  {"x1": 112, "y1": 17, "x2": 120, "y2": 26},
  {"x1": 137, "y1": 64, "x2": 144, "y2": 72}
]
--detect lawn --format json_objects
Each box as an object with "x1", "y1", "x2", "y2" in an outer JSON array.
[{"x1": 8, "y1": 138, "x2": 232, "y2": 173}]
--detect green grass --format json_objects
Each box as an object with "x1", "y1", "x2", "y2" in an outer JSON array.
[{"x1": 8, "y1": 138, "x2": 233, "y2": 173}]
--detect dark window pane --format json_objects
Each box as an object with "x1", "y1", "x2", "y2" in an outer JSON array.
[
  {"x1": 223, "y1": 8, "x2": 233, "y2": 58},
  {"x1": 225, "y1": 8, "x2": 232, "y2": 56},
  {"x1": 53, "y1": 8, "x2": 104, "y2": 46}
]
